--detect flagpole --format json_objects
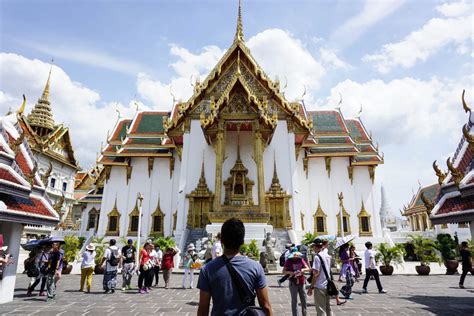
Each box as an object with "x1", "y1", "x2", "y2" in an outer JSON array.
[{"x1": 338, "y1": 192, "x2": 344, "y2": 238}]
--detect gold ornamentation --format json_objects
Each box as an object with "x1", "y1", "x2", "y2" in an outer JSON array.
[
  {"x1": 368, "y1": 165, "x2": 375, "y2": 183},
  {"x1": 420, "y1": 192, "x2": 434, "y2": 216},
  {"x1": 325, "y1": 157, "x2": 331, "y2": 178},
  {"x1": 151, "y1": 197, "x2": 165, "y2": 235},
  {"x1": 26, "y1": 160, "x2": 38, "y2": 186},
  {"x1": 53, "y1": 193, "x2": 65, "y2": 216},
  {"x1": 347, "y1": 165, "x2": 354, "y2": 184},
  {"x1": 234, "y1": 0, "x2": 244, "y2": 43},
  {"x1": 11, "y1": 131, "x2": 25, "y2": 155},
  {"x1": 106, "y1": 198, "x2": 121, "y2": 236},
  {"x1": 17, "y1": 94, "x2": 26, "y2": 115},
  {"x1": 432, "y1": 160, "x2": 446, "y2": 185},
  {"x1": 147, "y1": 157, "x2": 154, "y2": 177},
  {"x1": 462, "y1": 89, "x2": 471, "y2": 113},
  {"x1": 446, "y1": 157, "x2": 463, "y2": 186},
  {"x1": 104, "y1": 165, "x2": 112, "y2": 182},
  {"x1": 169, "y1": 157, "x2": 175, "y2": 178},
  {"x1": 186, "y1": 158, "x2": 214, "y2": 228},
  {"x1": 313, "y1": 198, "x2": 327, "y2": 235},
  {"x1": 358, "y1": 201, "x2": 372, "y2": 237},
  {"x1": 336, "y1": 194, "x2": 351, "y2": 236},
  {"x1": 265, "y1": 155, "x2": 292, "y2": 229},
  {"x1": 127, "y1": 201, "x2": 140, "y2": 236},
  {"x1": 462, "y1": 124, "x2": 474, "y2": 145},
  {"x1": 172, "y1": 210, "x2": 177, "y2": 232},
  {"x1": 300, "y1": 211, "x2": 305, "y2": 231},
  {"x1": 126, "y1": 160, "x2": 133, "y2": 184},
  {"x1": 41, "y1": 162, "x2": 53, "y2": 186}
]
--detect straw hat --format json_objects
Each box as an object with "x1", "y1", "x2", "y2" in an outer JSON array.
[{"x1": 85, "y1": 244, "x2": 95, "y2": 251}]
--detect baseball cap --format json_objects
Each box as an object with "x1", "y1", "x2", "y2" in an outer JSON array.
[
  {"x1": 127, "y1": 239, "x2": 133, "y2": 244},
  {"x1": 310, "y1": 238, "x2": 323, "y2": 246}
]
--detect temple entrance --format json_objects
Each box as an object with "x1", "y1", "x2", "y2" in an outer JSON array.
[
  {"x1": 186, "y1": 160, "x2": 214, "y2": 229},
  {"x1": 189, "y1": 197, "x2": 211, "y2": 228},
  {"x1": 268, "y1": 197, "x2": 285, "y2": 228}
]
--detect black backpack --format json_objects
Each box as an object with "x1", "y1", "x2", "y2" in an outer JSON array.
[
  {"x1": 108, "y1": 248, "x2": 119, "y2": 266},
  {"x1": 279, "y1": 252, "x2": 286, "y2": 267},
  {"x1": 25, "y1": 258, "x2": 40, "y2": 277}
]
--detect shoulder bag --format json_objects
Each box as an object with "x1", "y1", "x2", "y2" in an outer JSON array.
[
  {"x1": 222, "y1": 256, "x2": 266, "y2": 316},
  {"x1": 316, "y1": 254, "x2": 339, "y2": 296}
]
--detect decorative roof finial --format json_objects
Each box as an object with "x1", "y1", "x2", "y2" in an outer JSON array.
[
  {"x1": 234, "y1": 0, "x2": 244, "y2": 42},
  {"x1": 272, "y1": 151, "x2": 278, "y2": 184},
  {"x1": 41, "y1": 59, "x2": 54, "y2": 102}
]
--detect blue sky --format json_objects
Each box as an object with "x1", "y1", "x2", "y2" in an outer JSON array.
[{"x1": 0, "y1": 0, "x2": 472, "y2": 215}]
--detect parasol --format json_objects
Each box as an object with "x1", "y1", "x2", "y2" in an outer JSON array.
[{"x1": 335, "y1": 235, "x2": 356, "y2": 249}]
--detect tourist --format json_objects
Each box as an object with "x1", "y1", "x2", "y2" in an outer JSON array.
[
  {"x1": 349, "y1": 245, "x2": 361, "y2": 281},
  {"x1": 277, "y1": 243, "x2": 295, "y2": 286},
  {"x1": 182, "y1": 243, "x2": 196, "y2": 289},
  {"x1": 211, "y1": 233, "x2": 222, "y2": 260},
  {"x1": 80, "y1": 244, "x2": 96, "y2": 293},
  {"x1": 321, "y1": 239, "x2": 346, "y2": 306},
  {"x1": 138, "y1": 242, "x2": 153, "y2": 294},
  {"x1": 197, "y1": 218, "x2": 272, "y2": 316},
  {"x1": 100, "y1": 239, "x2": 120, "y2": 294},
  {"x1": 459, "y1": 241, "x2": 472, "y2": 289},
  {"x1": 282, "y1": 247, "x2": 310, "y2": 316},
  {"x1": 307, "y1": 238, "x2": 331, "y2": 316},
  {"x1": 45, "y1": 242, "x2": 63, "y2": 302},
  {"x1": 162, "y1": 246, "x2": 178, "y2": 289},
  {"x1": 338, "y1": 244, "x2": 354, "y2": 282},
  {"x1": 153, "y1": 244, "x2": 163, "y2": 287},
  {"x1": 29, "y1": 245, "x2": 49, "y2": 296},
  {"x1": 362, "y1": 241, "x2": 386, "y2": 294},
  {"x1": 26, "y1": 247, "x2": 42, "y2": 296},
  {"x1": 121, "y1": 239, "x2": 136, "y2": 291},
  {"x1": 149, "y1": 243, "x2": 157, "y2": 291}
]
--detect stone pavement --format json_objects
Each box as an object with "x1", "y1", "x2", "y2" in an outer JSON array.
[{"x1": 1, "y1": 273, "x2": 474, "y2": 315}]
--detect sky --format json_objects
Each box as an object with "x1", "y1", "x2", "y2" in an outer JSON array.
[{"x1": 0, "y1": 0, "x2": 472, "y2": 217}]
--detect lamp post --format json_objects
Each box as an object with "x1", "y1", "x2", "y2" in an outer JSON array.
[
  {"x1": 135, "y1": 193, "x2": 144, "y2": 269},
  {"x1": 338, "y1": 192, "x2": 344, "y2": 238}
]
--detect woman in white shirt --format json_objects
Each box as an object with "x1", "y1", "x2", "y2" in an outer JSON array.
[{"x1": 80, "y1": 244, "x2": 96, "y2": 293}]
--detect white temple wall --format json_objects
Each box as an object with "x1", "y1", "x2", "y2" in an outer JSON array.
[
  {"x1": 295, "y1": 150, "x2": 310, "y2": 232},
  {"x1": 307, "y1": 157, "x2": 332, "y2": 233},
  {"x1": 223, "y1": 131, "x2": 257, "y2": 203},
  {"x1": 79, "y1": 202, "x2": 101, "y2": 236},
  {"x1": 97, "y1": 166, "x2": 127, "y2": 236},
  {"x1": 124, "y1": 158, "x2": 150, "y2": 237}
]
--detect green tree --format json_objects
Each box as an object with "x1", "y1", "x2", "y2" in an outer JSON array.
[
  {"x1": 375, "y1": 243, "x2": 405, "y2": 267},
  {"x1": 408, "y1": 235, "x2": 441, "y2": 266},
  {"x1": 63, "y1": 235, "x2": 80, "y2": 263}
]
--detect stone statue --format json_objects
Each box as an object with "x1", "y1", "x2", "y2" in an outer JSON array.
[
  {"x1": 262, "y1": 232, "x2": 276, "y2": 263},
  {"x1": 259, "y1": 251, "x2": 268, "y2": 273}
]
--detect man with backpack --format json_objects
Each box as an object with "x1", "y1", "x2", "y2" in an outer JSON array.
[{"x1": 100, "y1": 239, "x2": 120, "y2": 294}]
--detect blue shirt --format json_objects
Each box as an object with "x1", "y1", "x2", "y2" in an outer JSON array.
[{"x1": 197, "y1": 255, "x2": 267, "y2": 316}]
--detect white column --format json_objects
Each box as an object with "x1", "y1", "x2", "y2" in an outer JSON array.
[
  {"x1": 0, "y1": 222, "x2": 23, "y2": 304},
  {"x1": 470, "y1": 221, "x2": 474, "y2": 240}
]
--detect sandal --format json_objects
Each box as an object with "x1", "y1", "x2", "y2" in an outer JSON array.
[{"x1": 337, "y1": 300, "x2": 347, "y2": 306}]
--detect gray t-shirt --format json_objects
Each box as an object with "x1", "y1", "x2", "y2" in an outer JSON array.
[{"x1": 197, "y1": 255, "x2": 266, "y2": 316}]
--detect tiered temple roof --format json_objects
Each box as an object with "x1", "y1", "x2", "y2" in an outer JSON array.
[
  {"x1": 429, "y1": 90, "x2": 474, "y2": 225},
  {"x1": 0, "y1": 113, "x2": 58, "y2": 225}
]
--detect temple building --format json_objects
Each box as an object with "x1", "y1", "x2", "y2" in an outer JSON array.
[
  {"x1": 16, "y1": 69, "x2": 79, "y2": 235},
  {"x1": 0, "y1": 111, "x2": 58, "y2": 303},
  {"x1": 83, "y1": 4, "x2": 384, "y2": 250},
  {"x1": 402, "y1": 183, "x2": 440, "y2": 233},
  {"x1": 426, "y1": 91, "x2": 474, "y2": 240}
]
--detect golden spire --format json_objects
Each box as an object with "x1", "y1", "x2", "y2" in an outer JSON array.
[
  {"x1": 272, "y1": 152, "x2": 279, "y2": 185},
  {"x1": 234, "y1": 0, "x2": 244, "y2": 42},
  {"x1": 41, "y1": 63, "x2": 53, "y2": 101}
]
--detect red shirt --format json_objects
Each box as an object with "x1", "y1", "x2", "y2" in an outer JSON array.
[
  {"x1": 162, "y1": 251, "x2": 176, "y2": 269},
  {"x1": 140, "y1": 249, "x2": 150, "y2": 266}
]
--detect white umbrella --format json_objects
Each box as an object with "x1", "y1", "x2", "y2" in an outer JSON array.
[{"x1": 335, "y1": 235, "x2": 356, "y2": 249}]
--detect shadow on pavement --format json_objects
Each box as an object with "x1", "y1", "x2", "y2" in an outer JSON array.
[
  {"x1": 186, "y1": 301, "x2": 199, "y2": 306},
  {"x1": 401, "y1": 295, "x2": 474, "y2": 314}
]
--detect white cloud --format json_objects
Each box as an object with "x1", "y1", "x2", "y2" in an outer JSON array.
[
  {"x1": 0, "y1": 53, "x2": 145, "y2": 168},
  {"x1": 247, "y1": 29, "x2": 325, "y2": 102},
  {"x1": 319, "y1": 76, "x2": 471, "y2": 145},
  {"x1": 19, "y1": 40, "x2": 147, "y2": 75},
  {"x1": 137, "y1": 29, "x2": 327, "y2": 106},
  {"x1": 331, "y1": 0, "x2": 406, "y2": 47},
  {"x1": 364, "y1": 1, "x2": 472, "y2": 73},
  {"x1": 318, "y1": 48, "x2": 350, "y2": 70}
]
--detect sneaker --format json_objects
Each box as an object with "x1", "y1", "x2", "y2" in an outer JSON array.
[
  {"x1": 459, "y1": 284, "x2": 465, "y2": 289},
  {"x1": 110, "y1": 289, "x2": 115, "y2": 294},
  {"x1": 39, "y1": 291, "x2": 46, "y2": 297},
  {"x1": 189, "y1": 286, "x2": 193, "y2": 289},
  {"x1": 122, "y1": 287, "x2": 126, "y2": 291},
  {"x1": 104, "y1": 290, "x2": 110, "y2": 294},
  {"x1": 27, "y1": 290, "x2": 32, "y2": 297},
  {"x1": 362, "y1": 288, "x2": 368, "y2": 293},
  {"x1": 139, "y1": 288, "x2": 146, "y2": 294},
  {"x1": 277, "y1": 280, "x2": 282, "y2": 287},
  {"x1": 379, "y1": 289, "x2": 387, "y2": 294},
  {"x1": 144, "y1": 288, "x2": 149, "y2": 293}
]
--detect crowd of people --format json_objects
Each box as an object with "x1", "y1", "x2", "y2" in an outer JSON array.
[{"x1": 17, "y1": 223, "x2": 473, "y2": 315}]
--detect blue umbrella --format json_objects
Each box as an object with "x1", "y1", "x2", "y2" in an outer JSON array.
[
  {"x1": 38, "y1": 236, "x2": 65, "y2": 245},
  {"x1": 21, "y1": 239, "x2": 41, "y2": 251}
]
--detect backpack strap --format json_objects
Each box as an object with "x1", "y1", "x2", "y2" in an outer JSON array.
[
  {"x1": 316, "y1": 254, "x2": 332, "y2": 281},
  {"x1": 221, "y1": 256, "x2": 255, "y2": 306}
]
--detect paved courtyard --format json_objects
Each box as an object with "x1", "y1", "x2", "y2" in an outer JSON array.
[{"x1": 1, "y1": 273, "x2": 474, "y2": 315}]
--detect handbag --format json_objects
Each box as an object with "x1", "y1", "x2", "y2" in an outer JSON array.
[
  {"x1": 222, "y1": 256, "x2": 266, "y2": 316},
  {"x1": 316, "y1": 254, "x2": 339, "y2": 296}
]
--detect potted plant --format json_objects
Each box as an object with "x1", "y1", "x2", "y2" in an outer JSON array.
[
  {"x1": 62, "y1": 235, "x2": 80, "y2": 274},
  {"x1": 92, "y1": 237, "x2": 108, "y2": 274},
  {"x1": 436, "y1": 233, "x2": 459, "y2": 274},
  {"x1": 376, "y1": 242, "x2": 405, "y2": 275},
  {"x1": 408, "y1": 235, "x2": 441, "y2": 275}
]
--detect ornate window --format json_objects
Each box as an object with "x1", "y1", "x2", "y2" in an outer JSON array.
[
  {"x1": 313, "y1": 199, "x2": 327, "y2": 235},
  {"x1": 87, "y1": 207, "x2": 100, "y2": 231},
  {"x1": 151, "y1": 198, "x2": 165, "y2": 236},
  {"x1": 127, "y1": 202, "x2": 139, "y2": 236},
  {"x1": 106, "y1": 199, "x2": 121, "y2": 236},
  {"x1": 358, "y1": 201, "x2": 372, "y2": 237},
  {"x1": 336, "y1": 206, "x2": 351, "y2": 235},
  {"x1": 458, "y1": 222, "x2": 468, "y2": 228}
]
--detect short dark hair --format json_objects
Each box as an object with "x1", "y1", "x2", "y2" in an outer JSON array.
[
  {"x1": 365, "y1": 241, "x2": 372, "y2": 249},
  {"x1": 461, "y1": 241, "x2": 468, "y2": 247},
  {"x1": 109, "y1": 239, "x2": 116, "y2": 246},
  {"x1": 221, "y1": 218, "x2": 245, "y2": 251}
]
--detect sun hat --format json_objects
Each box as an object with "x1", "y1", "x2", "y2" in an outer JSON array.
[
  {"x1": 85, "y1": 243, "x2": 95, "y2": 251},
  {"x1": 288, "y1": 250, "x2": 303, "y2": 259}
]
